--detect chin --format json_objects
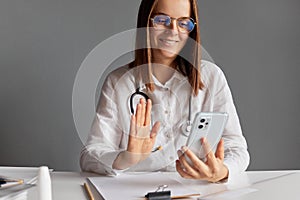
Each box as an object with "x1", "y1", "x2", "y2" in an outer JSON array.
[
  {"x1": 158, "y1": 49, "x2": 179, "y2": 60},
  {"x1": 162, "y1": 51, "x2": 177, "y2": 59}
]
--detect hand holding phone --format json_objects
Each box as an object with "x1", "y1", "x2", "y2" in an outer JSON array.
[{"x1": 185, "y1": 112, "x2": 228, "y2": 163}]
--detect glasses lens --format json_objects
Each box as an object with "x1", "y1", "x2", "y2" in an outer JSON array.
[
  {"x1": 153, "y1": 15, "x2": 171, "y2": 27},
  {"x1": 178, "y1": 18, "x2": 195, "y2": 33},
  {"x1": 152, "y1": 15, "x2": 195, "y2": 33}
]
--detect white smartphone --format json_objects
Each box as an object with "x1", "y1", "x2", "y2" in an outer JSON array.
[{"x1": 185, "y1": 112, "x2": 228, "y2": 162}]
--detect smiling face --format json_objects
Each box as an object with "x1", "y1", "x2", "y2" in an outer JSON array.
[{"x1": 150, "y1": 0, "x2": 191, "y2": 65}]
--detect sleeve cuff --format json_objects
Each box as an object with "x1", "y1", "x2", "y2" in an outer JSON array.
[
  {"x1": 222, "y1": 160, "x2": 236, "y2": 184},
  {"x1": 97, "y1": 150, "x2": 124, "y2": 176}
]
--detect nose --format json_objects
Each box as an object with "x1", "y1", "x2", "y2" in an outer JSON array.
[{"x1": 168, "y1": 19, "x2": 179, "y2": 33}]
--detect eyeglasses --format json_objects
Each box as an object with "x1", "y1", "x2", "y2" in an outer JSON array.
[{"x1": 150, "y1": 14, "x2": 196, "y2": 33}]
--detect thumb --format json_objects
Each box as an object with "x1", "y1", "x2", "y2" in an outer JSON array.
[{"x1": 150, "y1": 121, "x2": 160, "y2": 138}]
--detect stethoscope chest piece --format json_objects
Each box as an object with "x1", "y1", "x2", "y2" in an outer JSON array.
[{"x1": 181, "y1": 121, "x2": 192, "y2": 137}]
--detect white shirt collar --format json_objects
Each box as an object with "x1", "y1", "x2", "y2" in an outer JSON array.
[{"x1": 151, "y1": 70, "x2": 187, "y2": 89}]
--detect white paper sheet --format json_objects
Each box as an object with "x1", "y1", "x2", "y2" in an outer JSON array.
[
  {"x1": 88, "y1": 172, "x2": 200, "y2": 199},
  {"x1": 88, "y1": 171, "x2": 296, "y2": 200}
]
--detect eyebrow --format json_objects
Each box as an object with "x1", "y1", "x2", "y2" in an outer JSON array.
[{"x1": 153, "y1": 12, "x2": 190, "y2": 18}]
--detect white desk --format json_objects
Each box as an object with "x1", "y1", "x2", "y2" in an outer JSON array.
[{"x1": 26, "y1": 170, "x2": 299, "y2": 200}]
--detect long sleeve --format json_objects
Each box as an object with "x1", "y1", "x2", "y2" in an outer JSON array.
[{"x1": 80, "y1": 67, "x2": 131, "y2": 175}]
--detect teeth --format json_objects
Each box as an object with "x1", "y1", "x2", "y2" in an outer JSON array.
[{"x1": 161, "y1": 39, "x2": 177, "y2": 44}]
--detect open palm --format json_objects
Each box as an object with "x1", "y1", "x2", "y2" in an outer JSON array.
[{"x1": 127, "y1": 98, "x2": 160, "y2": 161}]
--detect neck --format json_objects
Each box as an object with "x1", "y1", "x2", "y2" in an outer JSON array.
[
  {"x1": 151, "y1": 52, "x2": 177, "y2": 84},
  {"x1": 152, "y1": 52, "x2": 176, "y2": 68},
  {"x1": 152, "y1": 63, "x2": 176, "y2": 85}
]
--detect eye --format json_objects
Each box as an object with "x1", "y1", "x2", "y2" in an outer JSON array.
[
  {"x1": 153, "y1": 15, "x2": 170, "y2": 25},
  {"x1": 178, "y1": 19, "x2": 194, "y2": 31},
  {"x1": 158, "y1": 18, "x2": 167, "y2": 23},
  {"x1": 178, "y1": 19, "x2": 190, "y2": 27}
]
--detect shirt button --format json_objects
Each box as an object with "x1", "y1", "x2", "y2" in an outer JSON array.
[
  {"x1": 169, "y1": 156, "x2": 174, "y2": 161},
  {"x1": 165, "y1": 110, "x2": 168, "y2": 114}
]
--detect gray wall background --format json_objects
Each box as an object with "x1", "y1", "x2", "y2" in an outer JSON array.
[{"x1": 0, "y1": 0, "x2": 299, "y2": 171}]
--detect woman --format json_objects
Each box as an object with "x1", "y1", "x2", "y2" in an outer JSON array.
[{"x1": 80, "y1": 0, "x2": 249, "y2": 182}]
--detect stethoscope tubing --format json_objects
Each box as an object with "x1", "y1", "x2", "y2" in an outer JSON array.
[
  {"x1": 129, "y1": 87, "x2": 150, "y2": 114},
  {"x1": 129, "y1": 85, "x2": 192, "y2": 136}
]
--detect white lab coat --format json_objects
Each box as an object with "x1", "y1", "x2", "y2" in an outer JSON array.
[{"x1": 80, "y1": 60, "x2": 250, "y2": 179}]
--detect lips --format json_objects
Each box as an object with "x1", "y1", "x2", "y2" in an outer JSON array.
[{"x1": 159, "y1": 38, "x2": 179, "y2": 46}]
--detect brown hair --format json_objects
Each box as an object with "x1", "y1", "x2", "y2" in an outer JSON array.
[{"x1": 129, "y1": 0, "x2": 204, "y2": 95}]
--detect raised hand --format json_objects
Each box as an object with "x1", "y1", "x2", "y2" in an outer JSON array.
[{"x1": 113, "y1": 98, "x2": 160, "y2": 169}]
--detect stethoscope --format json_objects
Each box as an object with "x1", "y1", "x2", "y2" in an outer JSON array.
[
  {"x1": 129, "y1": 85, "x2": 150, "y2": 114},
  {"x1": 129, "y1": 84, "x2": 193, "y2": 137}
]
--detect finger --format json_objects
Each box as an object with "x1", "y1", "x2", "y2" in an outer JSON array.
[
  {"x1": 136, "y1": 103, "x2": 142, "y2": 126},
  {"x1": 144, "y1": 99, "x2": 152, "y2": 126},
  {"x1": 140, "y1": 98, "x2": 146, "y2": 126},
  {"x1": 181, "y1": 146, "x2": 208, "y2": 172},
  {"x1": 150, "y1": 121, "x2": 160, "y2": 138},
  {"x1": 175, "y1": 160, "x2": 193, "y2": 179},
  {"x1": 177, "y1": 150, "x2": 199, "y2": 178},
  {"x1": 201, "y1": 137, "x2": 217, "y2": 165},
  {"x1": 129, "y1": 115, "x2": 136, "y2": 136},
  {"x1": 215, "y1": 138, "x2": 224, "y2": 161}
]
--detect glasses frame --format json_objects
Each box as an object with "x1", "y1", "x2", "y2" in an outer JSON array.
[{"x1": 150, "y1": 14, "x2": 196, "y2": 33}]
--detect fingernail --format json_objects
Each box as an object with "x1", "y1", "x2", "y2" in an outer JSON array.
[
  {"x1": 177, "y1": 150, "x2": 183, "y2": 157},
  {"x1": 201, "y1": 137, "x2": 206, "y2": 144},
  {"x1": 181, "y1": 146, "x2": 188, "y2": 152}
]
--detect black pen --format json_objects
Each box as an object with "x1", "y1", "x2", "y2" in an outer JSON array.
[{"x1": 0, "y1": 177, "x2": 24, "y2": 188}]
